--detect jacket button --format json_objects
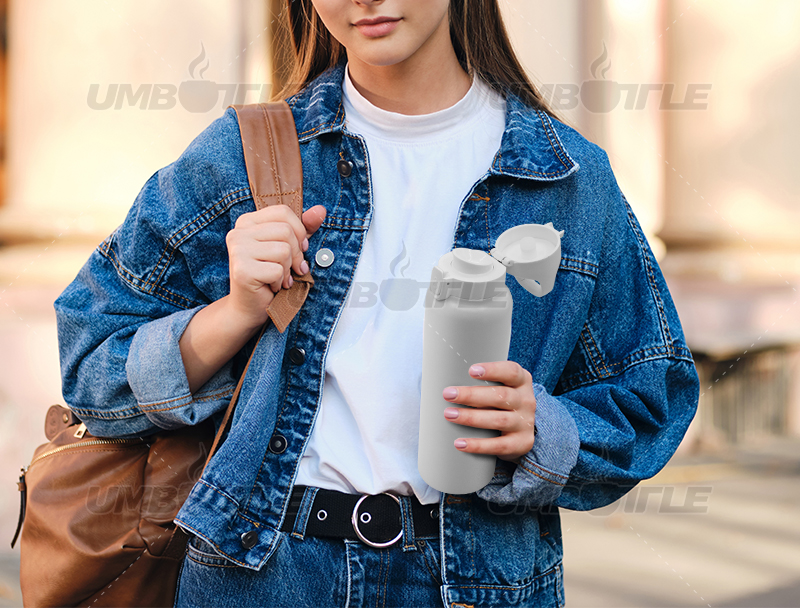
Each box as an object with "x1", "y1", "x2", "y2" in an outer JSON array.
[
  {"x1": 240, "y1": 530, "x2": 258, "y2": 550},
  {"x1": 269, "y1": 434, "x2": 287, "y2": 454},
  {"x1": 337, "y1": 159, "x2": 353, "y2": 177},
  {"x1": 288, "y1": 347, "x2": 306, "y2": 365},
  {"x1": 316, "y1": 248, "x2": 334, "y2": 268}
]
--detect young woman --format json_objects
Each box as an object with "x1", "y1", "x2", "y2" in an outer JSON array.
[{"x1": 54, "y1": 0, "x2": 700, "y2": 606}]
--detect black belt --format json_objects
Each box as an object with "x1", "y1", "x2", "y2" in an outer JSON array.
[{"x1": 280, "y1": 485, "x2": 439, "y2": 548}]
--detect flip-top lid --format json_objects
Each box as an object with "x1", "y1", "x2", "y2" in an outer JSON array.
[
  {"x1": 429, "y1": 223, "x2": 564, "y2": 301},
  {"x1": 490, "y1": 223, "x2": 564, "y2": 297}
]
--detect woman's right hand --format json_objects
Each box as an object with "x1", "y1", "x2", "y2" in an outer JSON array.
[{"x1": 225, "y1": 204, "x2": 327, "y2": 330}]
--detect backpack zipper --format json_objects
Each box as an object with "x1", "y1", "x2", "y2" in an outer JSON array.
[
  {"x1": 10, "y1": 428, "x2": 146, "y2": 549},
  {"x1": 26, "y1": 433, "x2": 144, "y2": 469}
]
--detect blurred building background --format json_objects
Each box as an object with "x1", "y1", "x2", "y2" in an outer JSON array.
[{"x1": 1, "y1": 1, "x2": 799, "y2": 606}]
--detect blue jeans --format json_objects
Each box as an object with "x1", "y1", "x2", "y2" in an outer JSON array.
[{"x1": 174, "y1": 489, "x2": 444, "y2": 608}]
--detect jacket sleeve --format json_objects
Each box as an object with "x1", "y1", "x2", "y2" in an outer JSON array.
[
  {"x1": 54, "y1": 108, "x2": 251, "y2": 438},
  {"x1": 477, "y1": 176, "x2": 699, "y2": 510}
]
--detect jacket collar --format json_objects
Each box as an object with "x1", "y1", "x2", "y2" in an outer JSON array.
[{"x1": 287, "y1": 56, "x2": 579, "y2": 181}]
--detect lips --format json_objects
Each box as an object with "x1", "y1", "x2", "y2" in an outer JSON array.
[
  {"x1": 353, "y1": 16, "x2": 401, "y2": 38},
  {"x1": 353, "y1": 16, "x2": 400, "y2": 26}
]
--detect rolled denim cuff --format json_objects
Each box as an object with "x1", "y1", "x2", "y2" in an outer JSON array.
[
  {"x1": 126, "y1": 305, "x2": 236, "y2": 430},
  {"x1": 476, "y1": 383, "x2": 580, "y2": 507}
]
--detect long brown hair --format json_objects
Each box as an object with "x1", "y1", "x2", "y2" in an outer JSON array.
[{"x1": 271, "y1": 0, "x2": 562, "y2": 122}]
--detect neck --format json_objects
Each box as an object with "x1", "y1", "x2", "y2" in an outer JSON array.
[{"x1": 344, "y1": 35, "x2": 472, "y2": 115}]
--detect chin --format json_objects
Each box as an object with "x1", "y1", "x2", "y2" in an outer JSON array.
[{"x1": 353, "y1": 51, "x2": 415, "y2": 69}]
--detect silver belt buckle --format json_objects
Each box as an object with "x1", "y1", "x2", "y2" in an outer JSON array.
[{"x1": 351, "y1": 492, "x2": 403, "y2": 548}]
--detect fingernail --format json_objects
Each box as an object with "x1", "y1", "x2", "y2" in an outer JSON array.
[
  {"x1": 301, "y1": 260, "x2": 310, "y2": 274},
  {"x1": 288, "y1": 275, "x2": 294, "y2": 287},
  {"x1": 443, "y1": 387, "x2": 458, "y2": 400},
  {"x1": 454, "y1": 439, "x2": 467, "y2": 449},
  {"x1": 469, "y1": 365, "x2": 485, "y2": 377},
  {"x1": 444, "y1": 407, "x2": 459, "y2": 419},
  {"x1": 302, "y1": 237, "x2": 309, "y2": 252}
]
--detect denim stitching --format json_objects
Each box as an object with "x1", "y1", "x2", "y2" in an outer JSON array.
[
  {"x1": 400, "y1": 496, "x2": 416, "y2": 551},
  {"x1": 235, "y1": 510, "x2": 262, "y2": 527},
  {"x1": 517, "y1": 461, "x2": 565, "y2": 486},
  {"x1": 186, "y1": 552, "x2": 237, "y2": 568},
  {"x1": 290, "y1": 486, "x2": 318, "y2": 539},
  {"x1": 322, "y1": 222, "x2": 368, "y2": 231},
  {"x1": 578, "y1": 324, "x2": 607, "y2": 378},
  {"x1": 172, "y1": 519, "x2": 251, "y2": 569},
  {"x1": 195, "y1": 479, "x2": 240, "y2": 507},
  {"x1": 524, "y1": 456, "x2": 570, "y2": 480},
  {"x1": 535, "y1": 110, "x2": 573, "y2": 171},
  {"x1": 416, "y1": 539, "x2": 442, "y2": 586},
  {"x1": 99, "y1": 245, "x2": 195, "y2": 309},
  {"x1": 147, "y1": 188, "x2": 249, "y2": 289},
  {"x1": 466, "y1": 501, "x2": 476, "y2": 579},
  {"x1": 138, "y1": 385, "x2": 233, "y2": 408},
  {"x1": 139, "y1": 388, "x2": 234, "y2": 414},
  {"x1": 186, "y1": 538, "x2": 238, "y2": 568},
  {"x1": 149, "y1": 190, "x2": 251, "y2": 291},
  {"x1": 557, "y1": 348, "x2": 694, "y2": 392},
  {"x1": 323, "y1": 215, "x2": 367, "y2": 221},
  {"x1": 585, "y1": 325, "x2": 611, "y2": 377},
  {"x1": 297, "y1": 99, "x2": 344, "y2": 139},
  {"x1": 561, "y1": 256, "x2": 598, "y2": 270},
  {"x1": 484, "y1": 200, "x2": 491, "y2": 250},
  {"x1": 493, "y1": 149, "x2": 573, "y2": 178},
  {"x1": 100, "y1": 188, "x2": 252, "y2": 309},
  {"x1": 318, "y1": 141, "x2": 349, "y2": 222},
  {"x1": 379, "y1": 548, "x2": 390, "y2": 605},
  {"x1": 558, "y1": 260, "x2": 598, "y2": 279},
  {"x1": 69, "y1": 403, "x2": 143, "y2": 417},
  {"x1": 622, "y1": 193, "x2": 674, "y2": 354},
  {"x1": 448, "y1": 562, "x2": 561, "y2": 593}
]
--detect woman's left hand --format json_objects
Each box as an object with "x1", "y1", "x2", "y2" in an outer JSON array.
[{"x1": 442, "y1": 361, "x2": 536, "y2": 465}]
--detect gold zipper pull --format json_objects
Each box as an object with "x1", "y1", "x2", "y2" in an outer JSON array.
[{"x1": 73, "y1": 423, "x2": 87, "y2": 439}]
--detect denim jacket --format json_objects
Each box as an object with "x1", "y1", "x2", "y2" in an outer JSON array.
[{"x1": 54, "y1": 57, "x2": 699, "y2": 607}]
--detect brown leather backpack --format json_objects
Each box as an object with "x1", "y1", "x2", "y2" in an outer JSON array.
[{"x1": 12, "y1": 102, "x2": 311, "y2": 607}]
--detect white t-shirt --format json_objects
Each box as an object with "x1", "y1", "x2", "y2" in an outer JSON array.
[{"x1": 293, "y1": 62, "x2": 507, "y2": 505}]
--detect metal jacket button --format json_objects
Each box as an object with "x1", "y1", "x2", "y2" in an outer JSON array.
[
  {"x1": 269, "y1": 434, "x2": 287, "y2": 454},
  {"x1": 288, "y1": 347, "x2": 305, "y2": 365},
  {"x1": 337, "y1": 159, "x2": 353, "y2": 177},
  {"x1": 240, "y1": 530, "x2": 258, "y2": 549},
  {"x1": 316, "y1": 248, "x2": 334, "y2": 268}
]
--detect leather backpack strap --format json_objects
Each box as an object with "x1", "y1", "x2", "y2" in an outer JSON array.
[
  {"x1": 200, "y1": 103, "x2": 310, "y2": 475},
  {"x1": 231, "y1": 102, "x2": 313, "y2": 334},
  {"x1": 201, "y1": 321, "x2": 270, "y2": 477}
]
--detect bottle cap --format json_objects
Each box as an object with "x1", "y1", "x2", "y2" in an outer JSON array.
[
  {"x1": 430, "y1": 248, "x2": 507, "y2": 302},
  {"x1": 429, "y1": 223, "x2": 564, "y2": 302},
  {"x1": 490, "y1": 223, "x2": 564, "y2": 297}
]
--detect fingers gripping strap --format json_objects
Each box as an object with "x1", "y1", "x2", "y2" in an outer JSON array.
[{"x1": 231, "y1": 102, "x2": 313, "y2": 334}]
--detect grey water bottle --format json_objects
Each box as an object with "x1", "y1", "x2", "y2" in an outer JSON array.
[{"x1": 418, "y1": 223, "x2": 564, "y2": 494}]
